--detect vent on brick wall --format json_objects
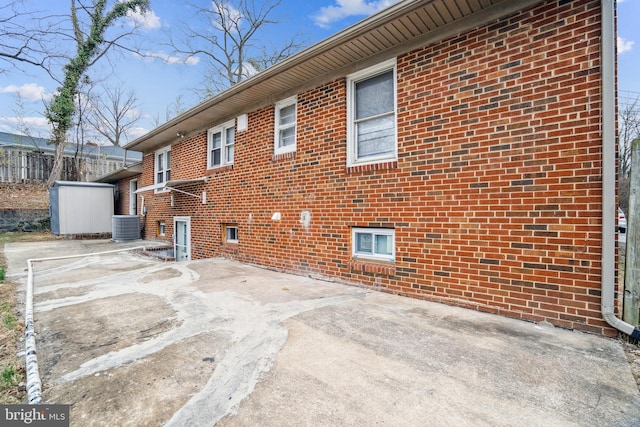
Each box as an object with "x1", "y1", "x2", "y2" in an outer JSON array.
[{"x1": 112, "y1": 215, "x2": 140, "y2": 241}]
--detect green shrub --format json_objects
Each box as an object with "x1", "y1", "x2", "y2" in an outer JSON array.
[{"x1": 1, "y1": 367, "x2": 15, "y2": 387}]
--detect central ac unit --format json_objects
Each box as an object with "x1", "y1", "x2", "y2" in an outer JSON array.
[{"x1": 112, "y1": 215, "x2": 140, "y2": 241}]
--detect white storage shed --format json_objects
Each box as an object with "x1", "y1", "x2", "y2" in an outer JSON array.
[{"x1": 49, "y1": 181, "x2": 114, "y2": 235}]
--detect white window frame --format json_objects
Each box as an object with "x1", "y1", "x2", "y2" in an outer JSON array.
[
  {"x1": 154, "y1": 147, "x2": 171, "y2": 192},
  {"x1": 346, "y1": 59, "x2": 398, "y2": 167},
  {"x1": 274, "y1": 96, "x2": 297, "y2": 155},
  {"x1": 352, "y1": 227, "x2": 395, "y2": 262},
  {"x1": 224, "y1": 224, "x2": 239, "y2": 244},
  {"x1": 207, "y1": 120, "x2": 235, "y2": 169}
]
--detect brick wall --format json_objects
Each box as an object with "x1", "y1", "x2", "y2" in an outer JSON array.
[{"x1": 135, "y1": 0, "x2": 618, "y2": 335}]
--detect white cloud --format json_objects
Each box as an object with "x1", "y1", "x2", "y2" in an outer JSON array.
[
  {"x1": 126, "y1": 126, "x2": 149, "y2": 140},
  {"x1": 0, "y1": 83, "x2": 50, "y2": 102},
  {"x1": 136, "y1": 51, "x2": 200, "y2": 65},
  {"x1": 618, "y1": 36, "x2": 634, "y2": 54},
  {"x1": 127, "y1": 6, "x2": 161, "y2": 30},
  {"x1": 236, "y1": 62, "x2": 258, "y2": 79},
  {"x1": 0, "y1": 116, "x2": 51, "y2": 135},
  {"x1": 313, "y1": 0, "x2": 397, "y2": 28},
  {"x1": 213, "y1": 4, "x2": 243, "y2": 31}
]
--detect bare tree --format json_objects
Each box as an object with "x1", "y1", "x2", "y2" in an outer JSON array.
[
  {"x1": 45, "y1": 0, "x2": 151, "y2": 186},
  {"x1": 620, "y1": 98, "x2": 640, "y2": 178},
  {"x1": 0, "y1": 0, "x2": 65, "y2": 78},
  {"x1": 171, "y1": 0, "x2": 304, "y2": 96},
  {"x1": 151, "y1": 94, "x2": 188, "y2": 127},
  {"x1": 10, "y1": 93, "x2": 45, "y2": 149},
  {"x1": 85, "y1": 84, "x2": 141, "y2": 147}
]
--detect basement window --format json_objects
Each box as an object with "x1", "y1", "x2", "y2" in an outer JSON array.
[
  {"x1": 352, "y1": 227, "x2": 395, "y2": 262},
  {"x1": 223, "y1": 223, "x2": 238, "y2": 244},
  {"x1": 158, "y1": 221, "x2": 166, "y2": 236}
]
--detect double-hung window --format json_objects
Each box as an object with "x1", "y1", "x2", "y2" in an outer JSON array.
[
  {"x1": 352, "y1": 227, "x2": 395, "y2": 262},
  {"x1": 208, "y1": 120, "x2": 235, "y2": 168},
  {"x1": 154, "y1": 147, "x2": 171, "y2": 190},
  {"x1": 274, "y1": 96, "x2": 297, "y2": 154},
  {"x1": 347, "y1": 59, "x2": 397, "y2": 166}
]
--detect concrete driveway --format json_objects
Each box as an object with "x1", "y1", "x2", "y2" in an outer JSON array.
[{"x1": 5, "y1": 239, "x2": 640, "y2": 426}]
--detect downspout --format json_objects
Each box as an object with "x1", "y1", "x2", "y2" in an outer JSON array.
[{"x1": 601, "y1": 0, "x2": 640, "y2": 339}]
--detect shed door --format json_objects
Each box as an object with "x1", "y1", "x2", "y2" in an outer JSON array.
[{"x1": 174, "y1": 216, "x2": 191, "y2": 262}]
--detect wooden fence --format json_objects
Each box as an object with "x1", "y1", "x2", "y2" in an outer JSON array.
[
  {"x1": 0, "y1": 147, "x2": 123, "y2": 183},
  {"x1": 623, "y1": 138, "x2": 639, "y2": 326}
]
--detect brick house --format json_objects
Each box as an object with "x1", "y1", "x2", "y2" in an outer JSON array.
[{"x1": 107, "y1": 0, "x2": 636, "y2": 337}]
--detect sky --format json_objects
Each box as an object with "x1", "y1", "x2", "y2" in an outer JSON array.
[{"x1": 1, "y1": 0, "x2": 639, "y2": 144}]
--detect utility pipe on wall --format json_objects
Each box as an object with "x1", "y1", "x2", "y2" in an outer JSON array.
[{"x1": 600, "y1": 0, "x2": 640, "y2": 339}]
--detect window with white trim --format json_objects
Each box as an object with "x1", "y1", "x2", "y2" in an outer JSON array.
[
  {"x1": 274, "y1": 96, "x2": 296, "y2": 154},
  {"x1": 223, "y1": 223, "x2": 238, "y2": 244},
  {"x1": 352, "y1": 228, "x2": 395, "y2": 262},
  {"x1": 347, "y1": 59, "x2": 397, "y2": 166},
  {"x1": 208, "y1": 120, "x2": 235, "y2": 168},
  {"x1": 155, "y1": 147, "x2": 171, "y2": 188}
]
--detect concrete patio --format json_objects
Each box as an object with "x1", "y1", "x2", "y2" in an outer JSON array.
[{"x1": 4, "y1": 239, "x2": 640, "y2": 426}]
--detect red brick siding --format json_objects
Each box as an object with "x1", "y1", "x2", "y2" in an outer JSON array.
[
  {"x1": 134, "y1": 0, "x2": 617, "y2": 335},
  {"x1": 140, "y1": 153, "x2": 173, "y2": 244}
]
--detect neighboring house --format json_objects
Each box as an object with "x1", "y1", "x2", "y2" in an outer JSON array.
[
  {"x1": 107, "y1": 0, "x2": 626, "y2": 336},
  {"x1": 0, "y1": 132, "x2": 141, "y2": 231},
  {"x1": 0, "y1": 131, "x2": 141, "y2": 183}
]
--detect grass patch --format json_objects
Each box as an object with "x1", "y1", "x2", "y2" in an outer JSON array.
[
  {"x1": 0, "y1": 231, "x2": 61, "y2": 403},
  {"x1": 0, "y1": 286, "x2": 25, "y2": 403},
  {"x1": 0, "y1": 231, "x2": 59, "y2": 245},
  {"x1": 0, "y1": 234, "x2": 30, "y2": 404},
  {"x1": 2, "y1": 366, "x2": 18, "y2": 387}
]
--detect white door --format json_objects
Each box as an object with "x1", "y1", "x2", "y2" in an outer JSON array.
[
  {"x1": 174, "y1": 216, "x2": 191, "y2": 262},
  {"x1": 129, "y1": 179, "x2": 138, "y2": 215}
]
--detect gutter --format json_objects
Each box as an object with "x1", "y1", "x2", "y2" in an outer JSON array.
[
  {"x1": 600, "y1": 0, "x2": 640, "y2": 339},
  {"x1": 24, "y1": 246, "x2": 147, "y2": 404},
  {"x1": 124, "y1": 0, "x2": 544, "y2": 154}
]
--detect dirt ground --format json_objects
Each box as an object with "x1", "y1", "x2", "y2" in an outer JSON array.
[
  {"x1": 0, "y1": 281, "x2": 26, "y2": 404},
  {"x1": 0, "y1": 232, "x2": 60, "y2": 404},
  {"x1": 622, "y1": 338, "x2": 640, "y2": 390}
]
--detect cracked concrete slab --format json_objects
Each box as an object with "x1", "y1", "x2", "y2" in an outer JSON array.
[{"x1": 4, "y1": 240, "x2": 640, "y2": 426}]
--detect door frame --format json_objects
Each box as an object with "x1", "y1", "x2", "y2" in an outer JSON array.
[
  {"x1": 129, "y1": 179, "x2": 138, "y2": 215},
  {"x1": 173, "y1": 216, "x2": 191, "y2": 261}
]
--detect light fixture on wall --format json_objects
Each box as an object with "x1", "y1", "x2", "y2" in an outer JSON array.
[{"x1": 177, "y1": 131, "x2": 186, "y2": 138}]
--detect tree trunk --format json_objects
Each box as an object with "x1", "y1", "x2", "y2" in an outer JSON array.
[{"x1": 46, "y1": 138, "x2": 67, "y2": 187}]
